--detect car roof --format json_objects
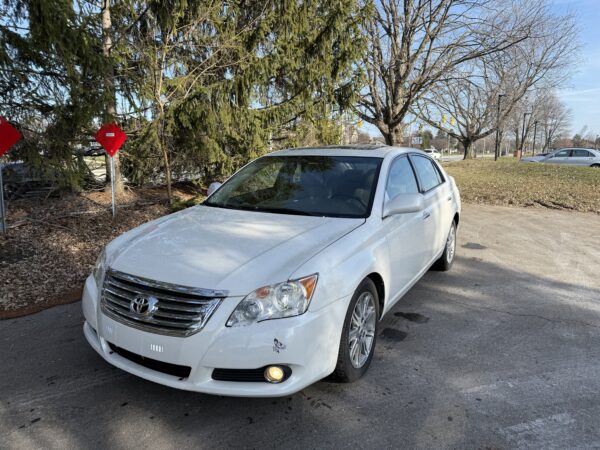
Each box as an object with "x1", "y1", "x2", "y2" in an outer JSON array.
[
  {"x1": 554, "y1": 147, "x2": 598, "y2": 152},
  {"x1": 267, "y1": 144, "x2": 421, "y2": 158}
]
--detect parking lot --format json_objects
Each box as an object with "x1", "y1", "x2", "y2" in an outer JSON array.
[{"x1": 1, "y1": 204, "x2": 599, "y2": 449}]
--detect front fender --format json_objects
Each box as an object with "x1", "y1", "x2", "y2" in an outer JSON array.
[{"x1": 291, "y1": 221, "x2": 391, "y2": 314}]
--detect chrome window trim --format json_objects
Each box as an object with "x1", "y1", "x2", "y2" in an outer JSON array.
[{"x1": 408, "y1": 153, "x2": 446, "y2": 194}]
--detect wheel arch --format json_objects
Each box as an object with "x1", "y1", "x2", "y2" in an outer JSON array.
[{"x1": 365, "y1": 272, "x2": 385, "y2": 318}]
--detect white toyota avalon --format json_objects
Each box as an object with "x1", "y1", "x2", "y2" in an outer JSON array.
[{"x1": 82, "y1": 144, "x2": 461, "y2": 397}]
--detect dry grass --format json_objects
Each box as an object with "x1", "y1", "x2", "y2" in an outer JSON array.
[{"x1": 443, "y1": 158, "x2": 600, "y2": 214}]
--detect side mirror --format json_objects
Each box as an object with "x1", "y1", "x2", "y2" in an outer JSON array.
[
  {"x1": 207, "y1": 182, "x2": 222, "y2": 197},
  {"x1": 383, "y1": 193, "x2": 425, "y2": 218}
]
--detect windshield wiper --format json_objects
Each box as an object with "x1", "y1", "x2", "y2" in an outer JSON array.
[
  {"x1": 253, "y1": 207, "x2": 319, "y2": 216},
  {"x1": 204, "y1": 202, "x2": 317, "y2": 216}
]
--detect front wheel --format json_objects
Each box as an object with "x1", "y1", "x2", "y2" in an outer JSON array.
[
  {"x1": 332, "y1": 278, "x2": 380, "y2": 382},
  {"x1": 432, "y1": 220, "x2": 457, "y2": 271}
]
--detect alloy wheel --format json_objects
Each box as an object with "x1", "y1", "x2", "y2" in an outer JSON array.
[
  {"x1": 348, "y1": 292, "x2": 377, "y2": 369},
  {"x1": 446, "y1": 224, "x2": 456, "y2": 264}
]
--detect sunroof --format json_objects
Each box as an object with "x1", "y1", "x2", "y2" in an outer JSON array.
[{"x1": 290, "y1": 144, "x2": 388, "y2": 151}]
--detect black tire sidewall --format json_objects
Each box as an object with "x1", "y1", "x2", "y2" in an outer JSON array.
[
  {"x1": 433, "y1": 220, "x2": 456, "y2": 271},
  {"x1": 333, "y1": 278, "x2": 380, "y2": 382}
]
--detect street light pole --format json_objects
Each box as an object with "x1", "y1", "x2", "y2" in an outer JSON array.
[
  {"x1": 494, "y1": 94, "x2": 505, "y2": 161},
  {"x1": 519, "y1": 111, "x2": 531, "y2": 159},
  {"x1": 532, "y1": 120, "x2": 538, "y2": 156}
]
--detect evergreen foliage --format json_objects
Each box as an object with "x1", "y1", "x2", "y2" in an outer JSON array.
[{"x1": 0, "y1": 0, "x2": 367, "y2": 195}]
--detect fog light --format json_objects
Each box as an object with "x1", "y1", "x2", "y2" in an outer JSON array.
[{"x1": 264, "y1": 365, "x2": 285, "y2": 383}]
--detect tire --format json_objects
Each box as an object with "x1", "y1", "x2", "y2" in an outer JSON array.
[
  {"x1": 432, "y1": 220, "x2": 457, "y2": 271},
  {"x1": 332, "y1": 278, "x2": 380, "y2": 383}
]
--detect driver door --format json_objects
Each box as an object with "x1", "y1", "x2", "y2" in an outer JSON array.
[
  {"x1": 382, "y1": 156, "x2": 427, "y2": 302},
  {"x1": 546, "y1": 149, "x2": 571, "y2": 164}
]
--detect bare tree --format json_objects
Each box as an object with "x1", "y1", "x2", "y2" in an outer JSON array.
[
  {"x1": 354, "y1": 0, "x2": 544, "y2": 145},
  {"x1": 413, "y1": 61, "x2": 507, "y2": 158},
  {"x1": 536, "y1": 93, "x2": 572, "y2": 151},
  {"x1": 413, "y1": 0, "x2": 578, "y2": 158}
]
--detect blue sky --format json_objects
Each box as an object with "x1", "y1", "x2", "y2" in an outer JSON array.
[{"x1": 553, "y1": 0, "x2": 600, "y2": 137}]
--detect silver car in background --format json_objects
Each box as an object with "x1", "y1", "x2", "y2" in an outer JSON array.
[{"x1": 522, "y1": 148, "x2": 600, "y2": 167}]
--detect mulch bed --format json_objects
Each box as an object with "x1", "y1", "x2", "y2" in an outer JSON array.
[{"x1": 0, "y1": 185, "x2": 200, "y2": 319}]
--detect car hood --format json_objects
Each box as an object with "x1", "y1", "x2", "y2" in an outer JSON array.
[{"x1": 107, "y1": 205, "x2": 363, "y2": 296}]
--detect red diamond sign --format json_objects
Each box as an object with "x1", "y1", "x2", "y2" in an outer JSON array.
[
  {"x1": 95, "y1": 123, "x2": 126, "y2": 157},
  {"x1": 0, "y1": 117, "x2": 22, "y2": 157}
]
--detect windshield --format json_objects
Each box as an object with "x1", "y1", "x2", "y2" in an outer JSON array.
[{"x1": 205, "y1": 155, "x2": 383, "y2": 218}]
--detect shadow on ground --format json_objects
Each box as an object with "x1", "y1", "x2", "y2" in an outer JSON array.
[{"x1": 2, "y1": 250, "x2": 600, "y2": 449}]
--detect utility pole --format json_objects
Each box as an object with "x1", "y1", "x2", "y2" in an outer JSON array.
[
  {"x1": 532, "y1": 121, "x2": 538, "y2": 156},
  {"x1": 494, "y1": 94, "x2": 505, "y2": 161},
  {"x1": 519, "y1": 112, "x2": 531, "y2": 159}
]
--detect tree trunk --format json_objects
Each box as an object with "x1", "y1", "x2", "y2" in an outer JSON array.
[
  {"x1": 156, "y1": 111, "x2": 173, "y2": 203},
  {"x1": 382, "y1": 125, "x2": 403, "y2": 146},
  {"x1": 462, "y1": 140, "x2": 475, "y2": 159},
  {"x1": 101, "y1": 0, "x2": 124, "y2": 196}
]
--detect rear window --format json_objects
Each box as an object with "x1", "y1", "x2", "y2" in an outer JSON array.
[
  {"x1": 410, "y1": 155, "x2": 443, "y2": 192},
  {"x1": 572, "y1": 150, "x2": 592, "y2": 157}
]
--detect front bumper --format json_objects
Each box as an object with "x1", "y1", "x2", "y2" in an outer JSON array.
[{"x1": 82, "y1": 275, "x2": 350, "y2": 397}]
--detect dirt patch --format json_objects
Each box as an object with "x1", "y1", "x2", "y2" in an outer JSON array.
[
  {"x1": 380, "y1": 328, "x2": 408, "y2": 341},
  {"x1": 394, "y1": 312, "x2": 430, "y2": 323},
  {"x1": 0, "y1": 184, "x2": 203, "y2": 318}
]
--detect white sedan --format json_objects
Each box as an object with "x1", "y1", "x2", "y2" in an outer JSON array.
[
  {"x1": 424, "y1": 148, "x2": 441, "y2": 160},
  {"x1": 82, "y1": 145, "x2": 461, "y2": 397},
  {"x1": 521, "y1": 148, "x2": 600, "y2": 167}
]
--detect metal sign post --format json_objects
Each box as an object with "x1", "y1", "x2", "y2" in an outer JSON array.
[
  {"x1": 110, "y1": 155, "x2": 116, "y2": 217},
  {"x1": 0, "y1": 162, "x2": 6, "y2": 233},
  {"x1": 0, "y1": 117, "x2": 22, "y2": 234},
  {"x1": 94, "y1": 123, "x2": 126, "y2": 219}
]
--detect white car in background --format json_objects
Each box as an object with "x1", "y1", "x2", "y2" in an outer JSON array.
[
  {"x1": 82, "y1": 145, "x2": 461, "y2": 397},
  {"x1": 424, "y1": 148, "x2": 441, "y2": 160},
  {"x1": 522, "y1": 148, "x2": 600, "y2": 167}
]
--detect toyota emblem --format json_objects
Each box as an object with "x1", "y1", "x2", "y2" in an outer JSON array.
[{"x1": 130, "y1": 295, "x2": 158, "y2": 316}]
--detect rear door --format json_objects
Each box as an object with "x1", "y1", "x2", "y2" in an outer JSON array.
[
  {"x1": 409, "y1": 154, "x2": 449, "y2": 266},
  {"x1": 570, "y1": 149, "x2": 595, "y2": 166}
]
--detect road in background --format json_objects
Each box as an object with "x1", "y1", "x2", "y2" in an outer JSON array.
[{"x1": 1, "y1": 204, "x2": 600, "y2": 449}]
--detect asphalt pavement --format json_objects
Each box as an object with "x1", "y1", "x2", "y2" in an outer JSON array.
[{"x1": 1, "y1": 204, "x2": 600, "y2": 449}]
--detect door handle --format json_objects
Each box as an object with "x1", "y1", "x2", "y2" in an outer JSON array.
[
  {"x1": 447, "y1": 195, "x2": 452, "y2": 202},
  {"x1": 422, "y1": 211, "x2": 431, "y2": 220}
]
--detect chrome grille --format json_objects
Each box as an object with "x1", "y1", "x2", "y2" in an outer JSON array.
[{"x1": 101, "y1": 269, "x2": 226, "y2": 337}]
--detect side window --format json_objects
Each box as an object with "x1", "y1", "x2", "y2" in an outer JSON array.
[
  {"x1": 572, "y1": 150, "x2": 591, "y2": 157},
  {"x1": 555, "y1": 150, "x2": 571, "y2": 157},
  {"x1": 410, "y1": 155, "x2": 442, "y2": 192},
  {"x1": 385, "y1": 156, "x2": 419, "y2": 201}
]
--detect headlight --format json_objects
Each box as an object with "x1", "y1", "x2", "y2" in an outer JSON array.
[
  {"x1": 226, "y1": 274, "x2": 318, "y2": 327},
  {"x1": 92, "y1": 248, "x2": 107, "y2": 287}
]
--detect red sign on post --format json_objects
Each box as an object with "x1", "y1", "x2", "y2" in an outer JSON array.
[
  {"x1": 0, "y1": 117, "x2": 22, "y2": 157},
  {"x1": 95, "y1": 123, "x2": 126, "y2": 157}
]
